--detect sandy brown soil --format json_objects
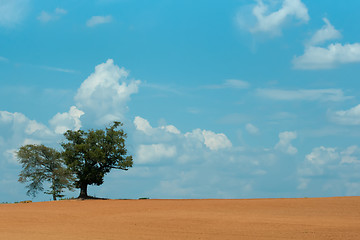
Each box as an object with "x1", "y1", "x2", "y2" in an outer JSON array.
[{"x1": 0, "y1": 197, "x2": 359, "y2": 239}]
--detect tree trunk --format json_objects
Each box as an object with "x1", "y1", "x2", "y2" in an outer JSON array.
[
  {"x1": 52, "y1": 194, "x2": 57, "y2": 201},
  {"x1": 79, "y1": 183, "x2": 88, "y2": 199}
]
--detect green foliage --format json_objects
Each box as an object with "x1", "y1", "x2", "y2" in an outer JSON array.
[
  {"x1": 17, "y1": 144, "x2": 74, "y2": 200},
  {"x1": 61, "y1": 121, "x2": 133, "y2": 198}
]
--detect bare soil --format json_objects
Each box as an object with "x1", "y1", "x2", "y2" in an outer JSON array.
[{"x1": 1, "y1": 197, "x2": 359, "y2": 239}]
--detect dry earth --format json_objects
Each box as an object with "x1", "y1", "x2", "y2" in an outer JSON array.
[{"x1": 1, "y1": 197, "x2": 359, "y2": 239}]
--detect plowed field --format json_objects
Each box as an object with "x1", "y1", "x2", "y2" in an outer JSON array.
[{"x1": 1, "y1": 197, "x2": 359, "y2": 239}]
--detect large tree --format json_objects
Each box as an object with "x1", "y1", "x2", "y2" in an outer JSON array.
[
  {"x1": 17, "y1": 144, "x2": 74, "y2": 200},
  {"x1": 61, "y1": 121, "x2": 133, "y2": 199}
]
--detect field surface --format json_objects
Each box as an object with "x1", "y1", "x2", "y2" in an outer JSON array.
[{"x1": 1, "y1": 197, "x2": 359, "y2": 239}]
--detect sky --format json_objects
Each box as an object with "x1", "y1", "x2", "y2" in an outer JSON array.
[{"x1": 1, "y1": 0, "x2": 360, "y2": 202}]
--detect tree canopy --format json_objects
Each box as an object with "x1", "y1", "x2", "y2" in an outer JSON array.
[
  {"x1": 17, "y1": 144, "x2": 74, "y2": 200},
  {"x1": 61, "y1": 121, "x2": 133, "y2": 199}
]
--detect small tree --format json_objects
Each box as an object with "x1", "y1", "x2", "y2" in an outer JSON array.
[
  {"x1": 61, "y1": 121, "x2": 133, "y2": 199},
  {"x1": 17, "y1": 144, "x2": 74, "y2": 200}
]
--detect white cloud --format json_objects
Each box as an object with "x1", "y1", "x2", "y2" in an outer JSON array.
[
  {"x1": 298, "y1": 146, "x2": 339, "y2": 180},
  {"x1": 305, "y1": 146, "x2": 338, "y2": 166},
  {"x1": 0, "y1": 111, "x2": 58, "y2": 167},
  {"x1": 297, "y1": 145, "x2": 360, "y2": 193},
  {"x1": 274, "y1": 131, "x2": 297, "y2": 154},
  {"x1": 136, "y1": 144, "x2": 177, "y2": 164},
  {"x1": 134, "y1": 116, "x2": 153, "y2": 135},
  {"x1": 294, "y1": 18, "x2": 360, "y2": 69},
  {"x1": 49, "y1": 106, "x2": 85, "y2": 134},
  {"x1": 160, "y1": 125, "x2": 181, "y2": 134},
  {"x1": 86, "y1": 15, "x2": 112, "y2": 27},
  {"x1": 257, "y1": 88, "x2": 351, "y2": 102},
  {"x1": 0, "y1": 111, "x2": 26, "y2": 124},
  {"x1": 202, "y1": 130, "x2": 232, "y2": 151},
  {"x1": 0, "y1": 0, "x2": 29, "y2": 27},
  {"x1": 340, "y1": 146, "x2": 360, "y2": 164},
  {"x1": 308, "y1": 18, "x2": 341, "y2": 46},
  {"x1": 75, "y1": 59, "x2": 140, "y2": 124},
  {"x1": 25, "y1": 120, "x2": 50, "y2": 136},
  {"x1": 330, "y1": 104, "x2": 360, "y2": 125},
  {"x1": 293, "y1": 43, "x2": 360, "y2": 69},
  {"x1": 245, "y1": 123, "x2": 259, "y2": 135},
  {"x1": 0, "y1": 111, "x2": 53, "y2": 138},
  {"x1": 134, "y1": 116, "x2": 231, "y2": 151},
  {"x1": 238, "y1": 0, "x2": 309, "y2": 35},
  {"x1": 134, "y1": 116, "x2": 180, "y2": 136},
  {"x1": 183, "y1": 129, "x2": 232, "y2": 151},
  {"x1": 37, "y1": 8, "x2": 67, "y2": 23},
  {"x1": 206, "y1": 79, "x2": 250, "y2": 89}
]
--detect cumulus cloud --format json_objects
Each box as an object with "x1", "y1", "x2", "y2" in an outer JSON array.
[
  {"x1": 134, "y1": 116, "x2": 153, "y2": 135},
  {"x1": 257, "y1": 88, "x2": 351, "y2": 102},
  {"x1": 0, "y1": 0, "x2": 29, "y2": 27},
  {"x1": 183, "y1": 129, "x2": 232, "y2": 151},
  {"x1": 136, "y1": 144, "x2": 177, "y2": 164},
  {"x1": 37, "y1": 8, "x2": 67, "y2": 22},
  {"x1": 330, "y1": 104, "x2": 360, "y2": 125},
  {"x1": 49, "y1": 106, "x2": 84, "y2": 134},
  {"x1": 293, "y1": 18, "x2": 360, "y2": 69},
  {"x1": 245, "y1": 123, "x2": 259, "y2": 135},
  {"x1": 237, "y1": 0, "x2": 309, "y2": 36},
  {"x1": 293, "y1": 43, "x2": 360, "y2": 69},
  {"x1": 274, "y1": 131, "x2": 297, "y2": 154},
  {"x1": 75, "y1": 59, "x2": 140, "y2": 124},
  {"x1": 202, "y1": 130, "x2": 233, "y2": 151},
  {"x1": 134, "y1": 116, "x2": 180, "y2": 137},
  {"x1": 86, "y1": 15, "x2": 112, "y2": 27}
]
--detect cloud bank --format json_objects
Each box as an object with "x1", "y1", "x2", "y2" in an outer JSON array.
[
  {"x1": 298, "y1": 146, "x2": 360, "y2": 195},
  {"x1": 1, "y1": 59, "x2": 360, "y2": 201}
]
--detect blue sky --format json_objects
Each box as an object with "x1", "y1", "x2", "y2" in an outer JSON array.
[{"x1": 1, "y1": 0, "x2": 360, "y2": 202}]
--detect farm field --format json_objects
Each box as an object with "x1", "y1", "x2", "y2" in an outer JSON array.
[{"x1": 0, "y1": 197, "x2": 359, "y2": 239}]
